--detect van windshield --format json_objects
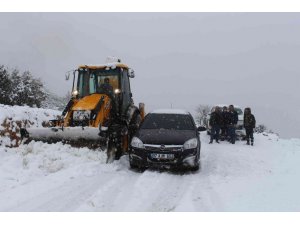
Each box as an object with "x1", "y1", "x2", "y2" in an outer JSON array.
[{"x1": 235, "y1": 108, "x2": 243, "y2": 115}]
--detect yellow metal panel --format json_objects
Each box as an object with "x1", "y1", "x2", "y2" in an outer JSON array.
[
  {"x1": 94, "y1": 96, "x2": 112, "y2": 127},
  {"x1": 72, "y1": 94, "x2": 103, "y2": 110},
  {"x1": 64, "y1": 94, "x2": 112, "y2": 128},
  {"x1": 63, "y1": 99, "x2": 78, "y2": 127}
]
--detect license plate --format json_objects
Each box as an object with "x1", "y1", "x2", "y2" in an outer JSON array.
[{"x1": 150, "y1": 153, "x2": 174, "y2": 159}]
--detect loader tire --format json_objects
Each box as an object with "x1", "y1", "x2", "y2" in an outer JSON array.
[{"x1": 129, "y1": 160, "x2": 138, "y2": 169}]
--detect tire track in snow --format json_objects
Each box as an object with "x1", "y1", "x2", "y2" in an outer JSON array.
[
  {"x1": 3, "y1": 172, "x2": 112, "y2": 211},
  {"x1": 76, "y1": 171, "x2": 138, "y2": 211},
  {"x1": 77, "y1": 169, "x2": 167, "y2": 211},
  {"x1": 145, "y1": 172, "x2": 193, "y2": 212}
]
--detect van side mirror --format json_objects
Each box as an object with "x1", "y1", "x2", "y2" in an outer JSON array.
[{"x1": 197, "y1": 126, "x2": 206, "y2": 132}]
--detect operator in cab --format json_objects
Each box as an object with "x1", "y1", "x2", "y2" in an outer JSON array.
[{"x1": 98, "y1": 77, "x2": 113, "y2": 96}]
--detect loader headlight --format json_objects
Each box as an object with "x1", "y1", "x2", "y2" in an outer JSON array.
[
  {"x1": 183, "y1": 138, "x2": 198, "y2": 150},
  {"x1": 72, "y1": 89, "x2": 79, "y2": 97},
  {"x1": 114, "y1": 89, "x2": 121, "y2": 94},
  {"x1": 73, "y1": 110, "x2": 91, "y2": 121},
  {"x1": 131, "y1": 137, "x2": 145, "y2": 149}
]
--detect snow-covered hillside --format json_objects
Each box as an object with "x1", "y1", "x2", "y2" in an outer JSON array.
[{"x1": 0, "y1": 105, "x2": 300, "y2": 211}]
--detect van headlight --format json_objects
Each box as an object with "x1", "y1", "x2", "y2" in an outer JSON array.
[
  {"x1": 183, "y1": 138, "x2": 198, "y2": 150},
  {"x1": 131, "y1": 137, "x2": 145, "y2": 149}
]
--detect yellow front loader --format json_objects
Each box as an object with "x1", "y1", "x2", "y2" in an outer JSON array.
[{"x1": 21, "y1": 58, "x2": 145, "y2": 162}]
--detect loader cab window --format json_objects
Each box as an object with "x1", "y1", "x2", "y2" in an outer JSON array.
[
  {"x1": 121, "y1": 69, "x2": 132, "y2": 113},
  {"x1": 96, "y1": 75, "x2": 119, "y2": 93},
  {"x1": 89, "y1": 73, "x2": 96, "y2": 94},
  {"x1": 78, "y1": 70, "x2": 91, "y2": 98},
  {"x1": 77, "y1": 68, "x2": 121, "y2": 98}
]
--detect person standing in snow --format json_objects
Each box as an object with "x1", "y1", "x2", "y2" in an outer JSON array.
[
  {"x1": 227, "y1": 105, "x2": 238, "y2": 144},
  {"x1": 221, "y1": 106, "x2": 229, "y2": 141},
  {"x1": 243, "y1": 107, "x2": 256, "y2": 146},
  {"x1": 209, "y1": 106, "x2": 222, "y2": 144}
]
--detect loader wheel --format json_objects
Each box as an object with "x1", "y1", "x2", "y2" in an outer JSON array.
[{"x1": 129, "y1": 159, "x2": 138, "y2": 169}]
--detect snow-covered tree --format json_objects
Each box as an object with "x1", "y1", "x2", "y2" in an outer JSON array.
[
  {"x1": 10, "y1": 69, "x2": 25, "y2": 106},
  {"x1": 195, "y1": 104, "x2": 211, "y2": 126},
  {"x1": 42, "y1": 90, "x2": 71, "y2": 111},
  {"x1": 23, "y1": 71, "x2": 46, "y2": 107},
  {"x1": 10, "y1": 69, "x2": 46, "y2": 107},
  {"x1": 0, "y1": 65, "x2": 12, "y2": 105}
]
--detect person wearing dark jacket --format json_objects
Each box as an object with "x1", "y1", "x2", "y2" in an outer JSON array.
[
  {"x1": 221, "y1": 106, "x2": 230, "y2": 141},
  {"x1": 98, "y1": 77, "x2": 113, "y2": 95},
  {"x1": 244, "y1": 107, "x2": 256, "y2": 146},
  {"x1": 209, "y1": 106, "x2": 223, "y2": 144},
  {"x1": 228, "y1": 105, "x2": 238, "y2": 144}
]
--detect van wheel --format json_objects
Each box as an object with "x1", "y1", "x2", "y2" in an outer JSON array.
[
  {"x1": 190, "y1": 165, "x2": 199, "y2": 171},
  {"x1": 190, "y1": 160, "x2": 200, "y2": 171},
  {"x1": 129, "y1": 160, "x2": 138, "y2": 169}
]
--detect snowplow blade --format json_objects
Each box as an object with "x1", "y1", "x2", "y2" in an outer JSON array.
[{"x1": 20, "y1": 127, "x2": 106, "y2": 148}]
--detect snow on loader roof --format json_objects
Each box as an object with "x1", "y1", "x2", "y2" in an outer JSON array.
[{"x1": 78, "y1": 63, "x2": 129, "y2": 70}]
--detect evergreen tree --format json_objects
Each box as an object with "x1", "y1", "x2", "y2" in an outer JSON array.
[
  {"x1": 21, "y1": 71, "x2": 46, "y2": 107},
  {"x1": 10, "y1": 69, "x2": 24, "y2": 106},
  {"x1": 0, "y1": 65, "x2": 12, "y2": 105},
  {"x1": 10, "y1": 69, "x2": 46, "y2": 107}
]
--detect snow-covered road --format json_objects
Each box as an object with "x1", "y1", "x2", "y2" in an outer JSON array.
[{"x1": 1, "y1": 133, "x2": 300, "y2": 212}]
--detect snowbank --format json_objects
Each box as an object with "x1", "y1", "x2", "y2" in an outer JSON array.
[{"x1": 0, "y1": 104, "x2": 60, "y2": 147}]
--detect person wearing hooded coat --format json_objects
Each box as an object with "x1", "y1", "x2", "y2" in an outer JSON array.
[
  {"x1": 221, "y1": 106, "x2": 230, "y2": 141},
  {"x1": 227, "y1": 105, "x2": 238, "y2": 144},
  {"x1": 209, "y1": 106, "x2": 223, "y2": 144},
  {"x1": 243, "y1": 107, "x2": 256, "y2": 146}
]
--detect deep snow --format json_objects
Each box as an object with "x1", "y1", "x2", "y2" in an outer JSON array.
[
  {"x1": 1, "y1": 105, "x2": 300, "y2": 211},
  {"x1": 0, "y1": 133, "x2": 300, "y2": 211}
]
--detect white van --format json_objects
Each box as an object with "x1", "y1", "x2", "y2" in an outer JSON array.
[{"x1": 205, "y1": 104, "x2": 246, "y2": 140}]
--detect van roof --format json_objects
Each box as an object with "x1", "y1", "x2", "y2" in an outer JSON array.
[{"x1": 150, "y1": 109, "x2": 190, "y2": 115}]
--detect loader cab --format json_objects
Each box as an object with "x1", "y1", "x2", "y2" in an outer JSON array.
[{"x1": 74, "y1": 64, "x2": 134, "y2": 116}]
